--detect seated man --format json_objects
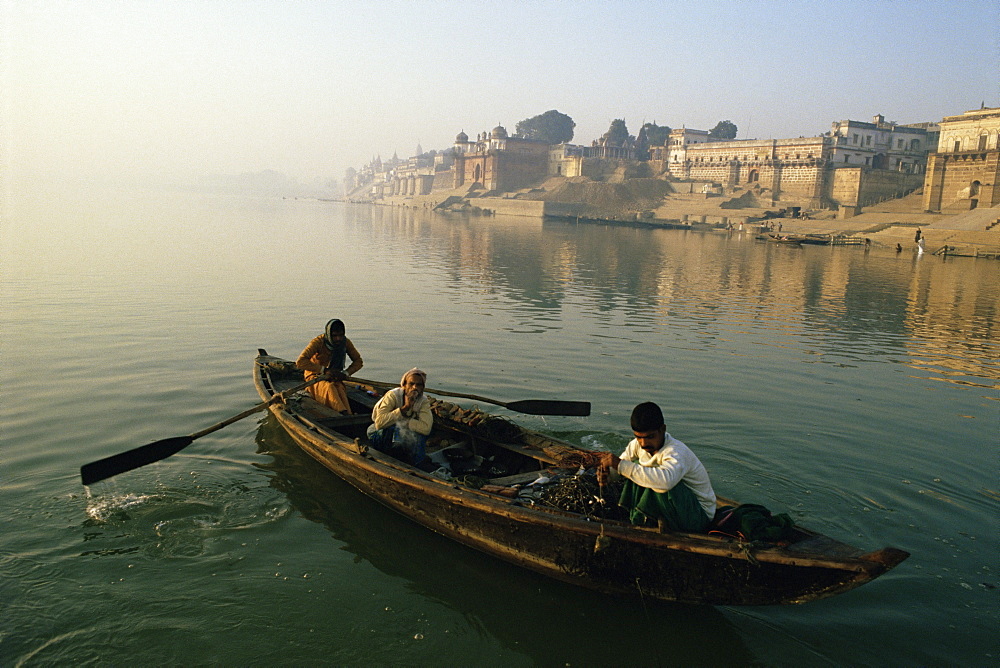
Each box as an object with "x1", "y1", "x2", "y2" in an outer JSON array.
[
  {"x1": 603, "y1": 402, "x2": 717, "y2": 533},
  {"x1": 367, "y1": 368, "x2": 433, "y2": 466}
]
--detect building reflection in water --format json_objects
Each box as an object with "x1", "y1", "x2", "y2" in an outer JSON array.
[{"x1": 351, "y1": 204, "x2": 999, "y2": 392}]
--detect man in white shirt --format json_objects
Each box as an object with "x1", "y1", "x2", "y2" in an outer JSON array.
[
  {"x1": 367, "y1": 368, "x2": 433, "y2": 466},
  {"x1": 604, "y1": 402, "x2": 717, "y2": 532}
]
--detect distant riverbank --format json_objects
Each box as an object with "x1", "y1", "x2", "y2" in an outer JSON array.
[{"x1": 354, "y1": 178, "x2": 1000, "y2": 258}]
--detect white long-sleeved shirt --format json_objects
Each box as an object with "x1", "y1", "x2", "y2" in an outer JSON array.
[
  {"x1": 371, "y1": 388, "x2": 433, "y2": 436},
  {"x1": 617, "y1": 433, "x2": 717, "y2": 518}
]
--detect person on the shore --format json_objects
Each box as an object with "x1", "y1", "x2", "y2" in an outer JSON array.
[
  {"x1": 368, "y1": 368, "x2": 433, "y2": 466},
  {"x1": 602, "y1": 402, "x2": 717, "y2": 533},
  {"x1": 914, "y1": 228, "x2": 922, "y2": 242},
  {"x1": 296, "y1": 318, "x2": 364, "y2": 413}
]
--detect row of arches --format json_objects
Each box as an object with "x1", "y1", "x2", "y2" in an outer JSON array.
[{"x1": 948, "y1": 131, "x2": 999, "y2": 152}]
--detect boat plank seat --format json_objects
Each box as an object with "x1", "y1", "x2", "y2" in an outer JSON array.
[
  {"x1": 345, "y1": 386, "x2": 378, "y2": 411},
  {"x1": 295, "y1": 395, "x2": 371, "y2": 428},
  {"x1": 315, "y1": 414, "x2": 373, "y2": 429},
  {"x1": 487, "y1": 440, "x2": 561, "y2": 466},
  {"x1": 433, "y1": 418, "x2": 563, "y2": 465},
  {"x1": 294, "y1": 395, "x2": 344, "y2": 418},
  {"x1": 489, "y1": 469, "x2": 557, "y2": 486}
]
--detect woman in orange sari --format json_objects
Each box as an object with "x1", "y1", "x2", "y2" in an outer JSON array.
[{"x1": 295, "y1": 318, "x2": 363, "y2": 413}]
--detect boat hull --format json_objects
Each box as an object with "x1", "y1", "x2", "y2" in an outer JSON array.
[{"x1": 255, "y1": 353, "x2": 907, "y2": 605}]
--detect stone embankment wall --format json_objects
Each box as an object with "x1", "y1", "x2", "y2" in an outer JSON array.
[
  {"x1": 827, "y1": 167, "x2": 925, "y2": 208},
  {"x1": 828, "y1": 168, "x2": 863, "y2": 207},
  {"x1": 923, "y1": 152, "x2": 1000, "y2": 212},
  {"x1": 857, "y1": 169, "x2": 925, "y2": 207},
  {"x1": 473, "y1": 198, "x2": 547, "y2": 217},
  {"x1": 564, "y1": 158, "x2": 653, "y2": 182},
  {"x1": 533, "y1": 177, "x2": 675, "y2": 218}
]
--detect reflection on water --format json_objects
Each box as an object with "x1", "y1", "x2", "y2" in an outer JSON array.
[
  {"x1": 902, "y1": 267, "x2": 1000, "y2": 393},
  {"x1": 357, "y1": 204, "x2": 1000, "y2": 393}
]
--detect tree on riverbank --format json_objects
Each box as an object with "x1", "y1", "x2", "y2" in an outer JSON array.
[
  {"x1": 515, "y1": 110, "x2": 575, "y2": 144},
  {"x1": 642, "y1": 122, "x2": 671, "y2": 146},
  {"x1": 602, "y1": 119, "x2": 631, "y2": 146},
  {"x1": 709, "y1": 120, "x2": 738, "y2": 140}
]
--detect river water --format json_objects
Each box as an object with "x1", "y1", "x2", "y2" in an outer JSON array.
[{"x1": 2, "y1": 185, "x2": 997, "y2": 666}]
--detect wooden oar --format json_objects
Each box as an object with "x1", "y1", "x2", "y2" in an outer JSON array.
[
  {"x1": 351, "y1": 377, "x2": 590, "y2": 417},
  {"x1": 80, "y1": 375, "x2": 326, "y2": 485}
]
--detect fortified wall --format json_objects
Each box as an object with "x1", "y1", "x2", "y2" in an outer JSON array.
[
  {"x1": 851, "y1": 169, "x2": 926, "y2": 207},
  {"x1": 652, "y1": 137, "x2": 828, "y2": 207},
  {"x1": 650, "y1": 128, "x2": 927, "y2": 209},
  {"x1": 923, "y1": 107, "x2": 1000, "y2": 212},
  {"x1": 925, "y1": 152, "x2": 1000, "y2": 211}
]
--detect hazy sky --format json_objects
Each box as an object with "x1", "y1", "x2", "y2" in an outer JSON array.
[{"x1": 3, "y1": 0, "x2": 999, "y2": 188}]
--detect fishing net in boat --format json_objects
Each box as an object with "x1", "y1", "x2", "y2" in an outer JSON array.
[
  {"x1": 537, "y1": 470, "x2": 628, "y2": 521},
  {"x1": 555, "y1": 449, "x2": 604, "y2": 470}
]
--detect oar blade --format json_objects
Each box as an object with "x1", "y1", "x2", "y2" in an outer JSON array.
[
  {"x1": 504, "y1": 400, "x2": 591, "y2": 417},
  {"x1": 80, "y1": 436, "x2": 194, "y2": 485}
]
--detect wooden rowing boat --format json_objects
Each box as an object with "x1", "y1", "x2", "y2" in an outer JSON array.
[
  {"x1": 796, "y1": 234, "x2": 832, "y2": 245},
  {"x1": 759, "y1": 233, "x2": 803, "y2": 246},
  {"x1": 758, "y1": 232, "x2": 832, "y2": 246},
  {"x1": 254, "y1": 350, "x2": 908, "y2": 605}
]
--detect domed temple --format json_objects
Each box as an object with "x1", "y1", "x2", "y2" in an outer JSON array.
[{"x1": 450, "y1": 125, "x2": 549, "y2": 192}]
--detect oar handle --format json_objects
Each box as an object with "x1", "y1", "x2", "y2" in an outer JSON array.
[
  {"x1": 188, "y1": 375, "x2": 323, "y2": 440},
  {"x1": 348, "y1": 377, "x2": 590, "y2": 416},
  {"x1": 350, "y1": 377, "x2": 507, "y2": 408}
]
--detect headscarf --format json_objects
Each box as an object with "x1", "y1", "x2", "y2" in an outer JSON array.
[
  {"x1": 323, "y1": 319, "x2": 347, "y2": 371},
  {"x1": 401, "y1": 368, "x2": 427, "y2": 386}
]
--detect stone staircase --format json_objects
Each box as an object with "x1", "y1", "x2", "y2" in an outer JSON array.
[
  {"x1": 935, "y1": 205, "x2": 1000, "y2": 231},
  {"x1": 864, "y1": 224, "x2": 1000, "y2": 258},
  {"x1": 864, "y1": 190, "x2": 926, "y2": 213}
]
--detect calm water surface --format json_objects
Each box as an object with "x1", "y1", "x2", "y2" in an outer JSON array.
[{"x1": 2, "y1": 185, "x2": 997, "y2": 666}]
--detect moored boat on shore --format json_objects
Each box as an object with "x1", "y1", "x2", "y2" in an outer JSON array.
[{"x1": 758, "y1": 232, "x2": 832, "y2": 245}]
